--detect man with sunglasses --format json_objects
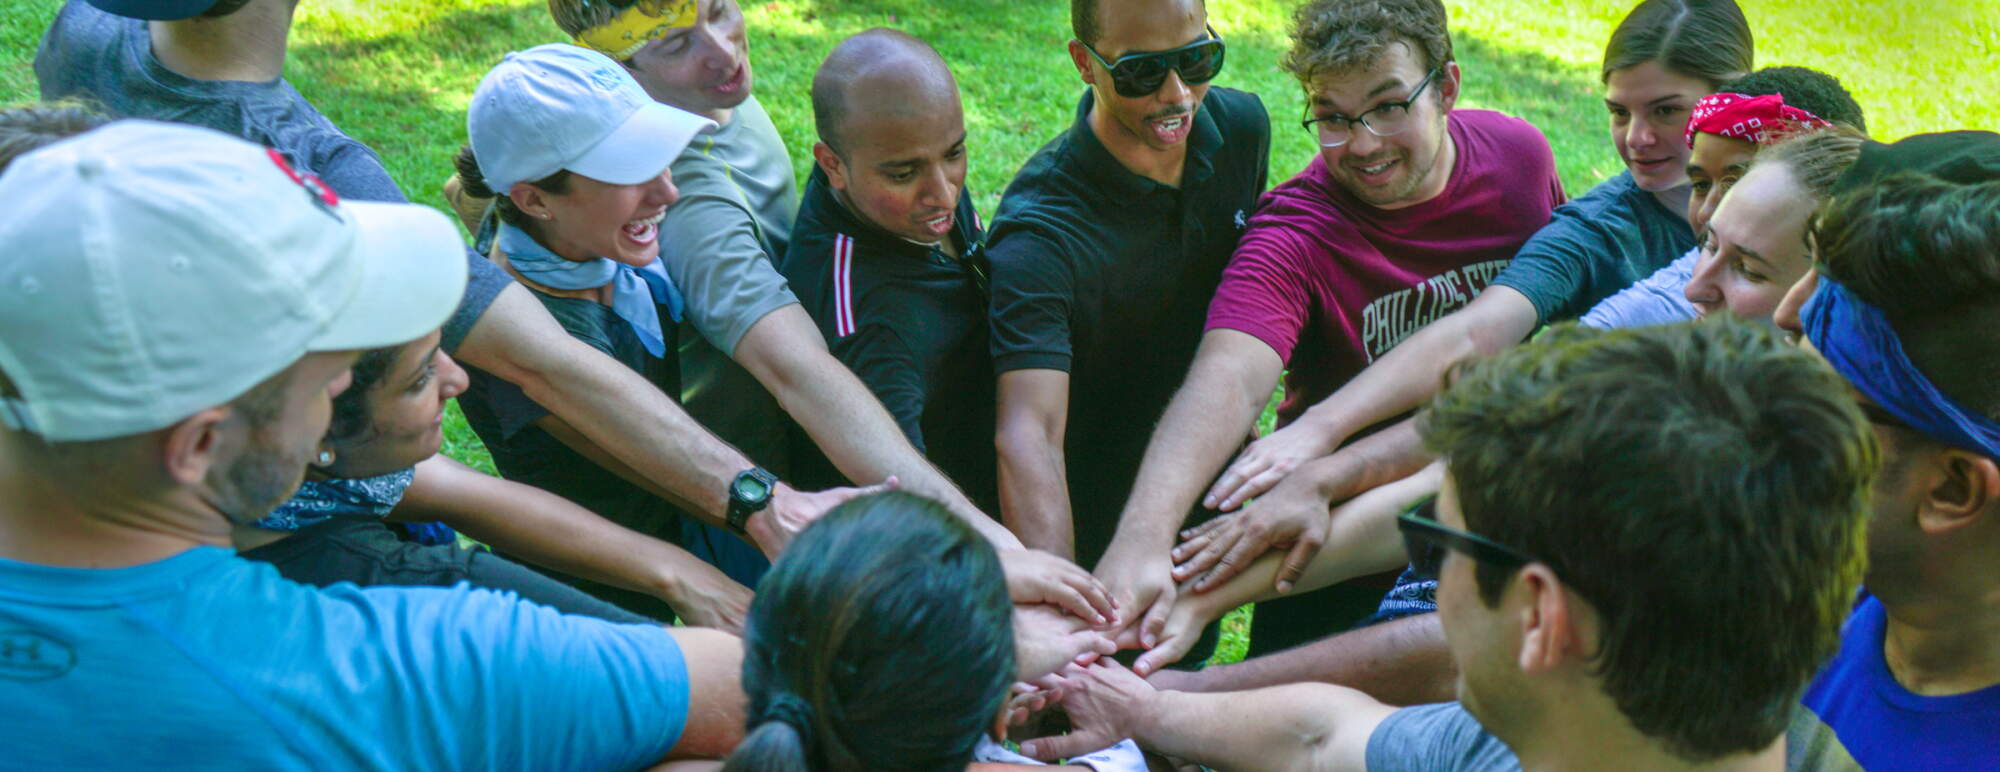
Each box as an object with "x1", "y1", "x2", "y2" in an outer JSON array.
[
  {"x1": 986, "y1": 0, "x2": 1269, "y2": 659},
  {"x1": 1771, "y1": 134, "x2": 2000, "y2": 772},
  {"x1": 1022, "y1": 317, "x2": 1873, "y2": 771},
  {"x1": 1106, "y1": 0, "x2": 1562, "y2": 666}
]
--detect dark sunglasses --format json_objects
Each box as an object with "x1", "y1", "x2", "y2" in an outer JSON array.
[
  {"x1": 1080, "y1": 26, "x2": 1227, "y2": 98},
  {"x1": 1396, "y1": 496, "x2": 1535, "y2": 579}
]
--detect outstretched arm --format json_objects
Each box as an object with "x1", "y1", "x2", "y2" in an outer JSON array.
[
  {"x1": 734, "y1": 304, "x2": 1019, "y2": 548},
  {"x1": 1023, "y1": 661, "x2": 1392, "y2": 771},
  {"x1": 996, "y1": 368, "x2": 1078, "y2": 559},
  {"x1": 1096, "y1": 330, "x2": 1284, "y2": 650},
  {"x1": 393, "y1": 454, "x2": 753, "y2": 633},
  {"x1": 739, "y1": 309, "x2": 1114, "y2": 622},
  {"x1": 1129, "y1": 463, "x2": 1439, "y2": 675},
  {"x1": 458, "y1": 285, "x2": 753, "y2": 526},
  {"x1": 1147, "y1": 613, "x2": 1455, "y2": 707},
  {"x1": 1206, "y1": 287, "x2": 1539, "y2": 510}
]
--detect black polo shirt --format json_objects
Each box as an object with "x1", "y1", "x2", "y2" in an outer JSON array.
[
  {"x1": 780, "y1": 166, "x2": 999, "y2": 513},
  {"x1": 986, "y1": 87, "x2": 1270, "y2": 564}
]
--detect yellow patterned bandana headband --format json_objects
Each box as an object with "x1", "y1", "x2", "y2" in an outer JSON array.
[{"x1": 575, "y1": 0, "x2": 698, "y2": 60}]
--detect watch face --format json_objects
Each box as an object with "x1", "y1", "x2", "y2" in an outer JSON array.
[{"x1": 733, "y1": 473, "x2": 773, "y2": 502}]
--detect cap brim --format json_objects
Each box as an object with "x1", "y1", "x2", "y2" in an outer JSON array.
[
  {"x1": 309, "y1": 201, "x2": 469, "y2": 352},
  {"x1": 566, "y1": 102, "x2": 717, "y2": 186}
]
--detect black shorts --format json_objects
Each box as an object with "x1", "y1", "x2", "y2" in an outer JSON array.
[{"x1": 239, "y1": 518, "x2": 654, "y2": 625}]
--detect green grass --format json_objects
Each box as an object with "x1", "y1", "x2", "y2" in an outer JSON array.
[{"x1": 6, "y1": 0, "x2": 1994, "y2": 665}]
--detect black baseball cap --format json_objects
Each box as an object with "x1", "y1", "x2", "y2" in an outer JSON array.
[
  {"x1": 1835, "y1": 130, "x2": 2000, "y2": 193},
  {"x1": 84, "y1": 0, "x2": 225, "y2": 21}
]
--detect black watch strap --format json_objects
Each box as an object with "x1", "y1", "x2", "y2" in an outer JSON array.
[{"x1": 726, "y1": 467, "x2": 778, "y2": 535}]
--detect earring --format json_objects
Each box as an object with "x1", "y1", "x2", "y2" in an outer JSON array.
[
  {"x1": 537, "y1": 212, "x2": 551, "y2": 220},
  {"x1": 316, "y1": 450, "x2": 335, "y2": 466}
]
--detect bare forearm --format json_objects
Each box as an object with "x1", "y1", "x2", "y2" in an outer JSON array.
[
  {"x1": 397, "y1": 456, "x2": 702, "y2": 601},
  {"x1": 1313, "y1": 419, "x2": 1436, "y2": 505},
  {"x1": 1116, "y1": 331, "x2": 1283, "y2": 550},
  {"x1": 996, "y1": 427, "x2": 1076, "y2": 559},
  {"x1": 740, "y1": 307, "x2": 1016, "y2": 547},
  {"x1": 460, "y1": 285, "x2": 746, "y2": 519},
  {"x1": 1205, "y1": 465, "x2": 1435, "y2": 607},
  {"x1": 1160, "y1": 613, "x2": 1455, "y2": 706},
  {"x1": 1132, "y1": 685, "x2": 1384, "y2": 771}
]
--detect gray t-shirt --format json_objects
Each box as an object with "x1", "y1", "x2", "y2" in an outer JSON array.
[
  {"x1": 1365, "y1": 702, "x2": 1859, "y2": 771},
  {"x1": 658, "y1": 95, "x2": 799, "y2": 477},
  {"x1": 34, "y1": 0, "x2": 508, "y2": 353}
]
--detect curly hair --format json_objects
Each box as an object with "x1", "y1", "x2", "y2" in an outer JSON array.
[
  {"x1": 1282, "y1": 0, "x2": 1451, "y2": 83},
  {"x1": 1721, "y1": 66, "x2": 1866, "y2": 134},
  {"x1": 1421, "y1": 317, "x2": 1875, "y2": 762}
]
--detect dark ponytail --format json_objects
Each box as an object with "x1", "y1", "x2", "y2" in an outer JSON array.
[
  {"x1": 1602, "y1": 0, "x2": 1753, "y2": 88},
  {"x1": 720, "y1": 716, "x2": 813, "y2": 772},
  {"x1": 725, "y1": 492, "x2": 1014, "y2": 772},
  {"x1": 451, "y1": 144, "x2": 574, "y2": 232}
]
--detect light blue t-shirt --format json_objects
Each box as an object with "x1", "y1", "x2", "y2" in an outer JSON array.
[
  {"x1": 1580, "y1": 247, "x2": 1700, "y2": 329},
  {"x1": 0, "y1": 547, "x2": 689, "y2": 770}
]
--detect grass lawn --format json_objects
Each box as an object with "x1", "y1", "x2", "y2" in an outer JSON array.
[{"x1": 3, "y1": 0, "x2": 1994, "y2": 664}]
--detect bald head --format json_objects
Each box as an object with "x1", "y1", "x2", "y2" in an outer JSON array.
[{"x1": 811, "y1": 28, "x2": 961, "y2": 154}]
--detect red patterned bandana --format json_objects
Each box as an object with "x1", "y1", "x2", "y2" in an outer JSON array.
[{"x1": 1685, "y1": 92, "x2": 1835, "y2": 148}]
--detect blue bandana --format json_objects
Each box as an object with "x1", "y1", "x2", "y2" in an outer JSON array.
[
  {"x1": 497, "y1": 222, "x2": 685, "y2": 357},
  {"x1": 1803, "y1": 277, "x2": 2000, "y2": 459}
]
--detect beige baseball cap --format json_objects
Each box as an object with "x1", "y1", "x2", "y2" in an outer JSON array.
[{"x1": 0, "y1": 121, "x2": 466, "y2": 441}]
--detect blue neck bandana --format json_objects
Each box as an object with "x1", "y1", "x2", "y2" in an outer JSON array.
[
  {"x1": 497, "y1": 222, "x2": 685, "y2": 357},
  {"x1": 1803, "y1": 276, "x2": 2000, "y2": 459}
]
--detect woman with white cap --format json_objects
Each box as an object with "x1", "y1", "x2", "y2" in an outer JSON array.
[{"x1": 451, "y1": 43, "x2": 807, "y2": 618}]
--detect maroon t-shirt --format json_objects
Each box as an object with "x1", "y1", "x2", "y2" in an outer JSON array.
[{"x1": 1205, "y1": 109, "x2": 1564, "y2": 426}]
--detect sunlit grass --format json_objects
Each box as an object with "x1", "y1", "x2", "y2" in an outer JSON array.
[{"x1": 4, "y1": 0, "x2": 1993, "y2": 665}]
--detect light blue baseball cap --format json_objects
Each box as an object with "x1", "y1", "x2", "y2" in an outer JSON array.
[{"x1": 468, "y1": 44, "x2": 715, "y2": 192}]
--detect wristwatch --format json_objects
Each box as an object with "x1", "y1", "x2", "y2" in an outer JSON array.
[{"x1": 725, "y1": 467, "x2": 778, "y2": 535}]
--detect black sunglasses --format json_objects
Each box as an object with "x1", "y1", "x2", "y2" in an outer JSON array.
[
  {"x1": 1396, "y1": 496, "x2": 1535, "y2": 579},
  {"x1": 1081, "y1": 26, "x2": 1227, "y2": 98}
]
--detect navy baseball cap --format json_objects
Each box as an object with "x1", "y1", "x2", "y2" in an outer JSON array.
[{"x1": 84, "y1": 0, "x2": 224, "y2": 21}]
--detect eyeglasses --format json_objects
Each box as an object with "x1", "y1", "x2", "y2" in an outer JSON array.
[
  {"x1": 1080, "y1": 27, "x2": 1227, "y2": 99},
  {"x1": 1396, "y1": 496, "x2": 1535, "y2": 579},
  {"x1": 1300, "y1": 67, "x2": 1441, "y2": 147}
]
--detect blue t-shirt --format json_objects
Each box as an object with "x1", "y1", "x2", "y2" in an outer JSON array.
[
  {"x1": 1802, "y1": 596, "x2": 2000, "y2": 771},
  {"x1": 1487, "y1": 171, "x2": 1696, "y2": 324},
  {"x1": 0, "y1": 547, "x2": 689, "y2": 770}
]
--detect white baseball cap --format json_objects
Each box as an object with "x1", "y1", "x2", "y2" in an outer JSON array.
[
  {"x1": 0, "y1": 121, "x2": 467, "y2": 442},
  {"x1": 468, "y1": 43, "x2": 716, "y2": 192}
]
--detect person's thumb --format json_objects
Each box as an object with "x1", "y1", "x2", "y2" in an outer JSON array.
[{"x1": 1021, "y1": 728, "x2": 1109, "y2": 762}]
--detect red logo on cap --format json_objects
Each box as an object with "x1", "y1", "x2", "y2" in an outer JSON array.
[{"x1": 266, "y1": 148, "x2": 341, "y2": 213}]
